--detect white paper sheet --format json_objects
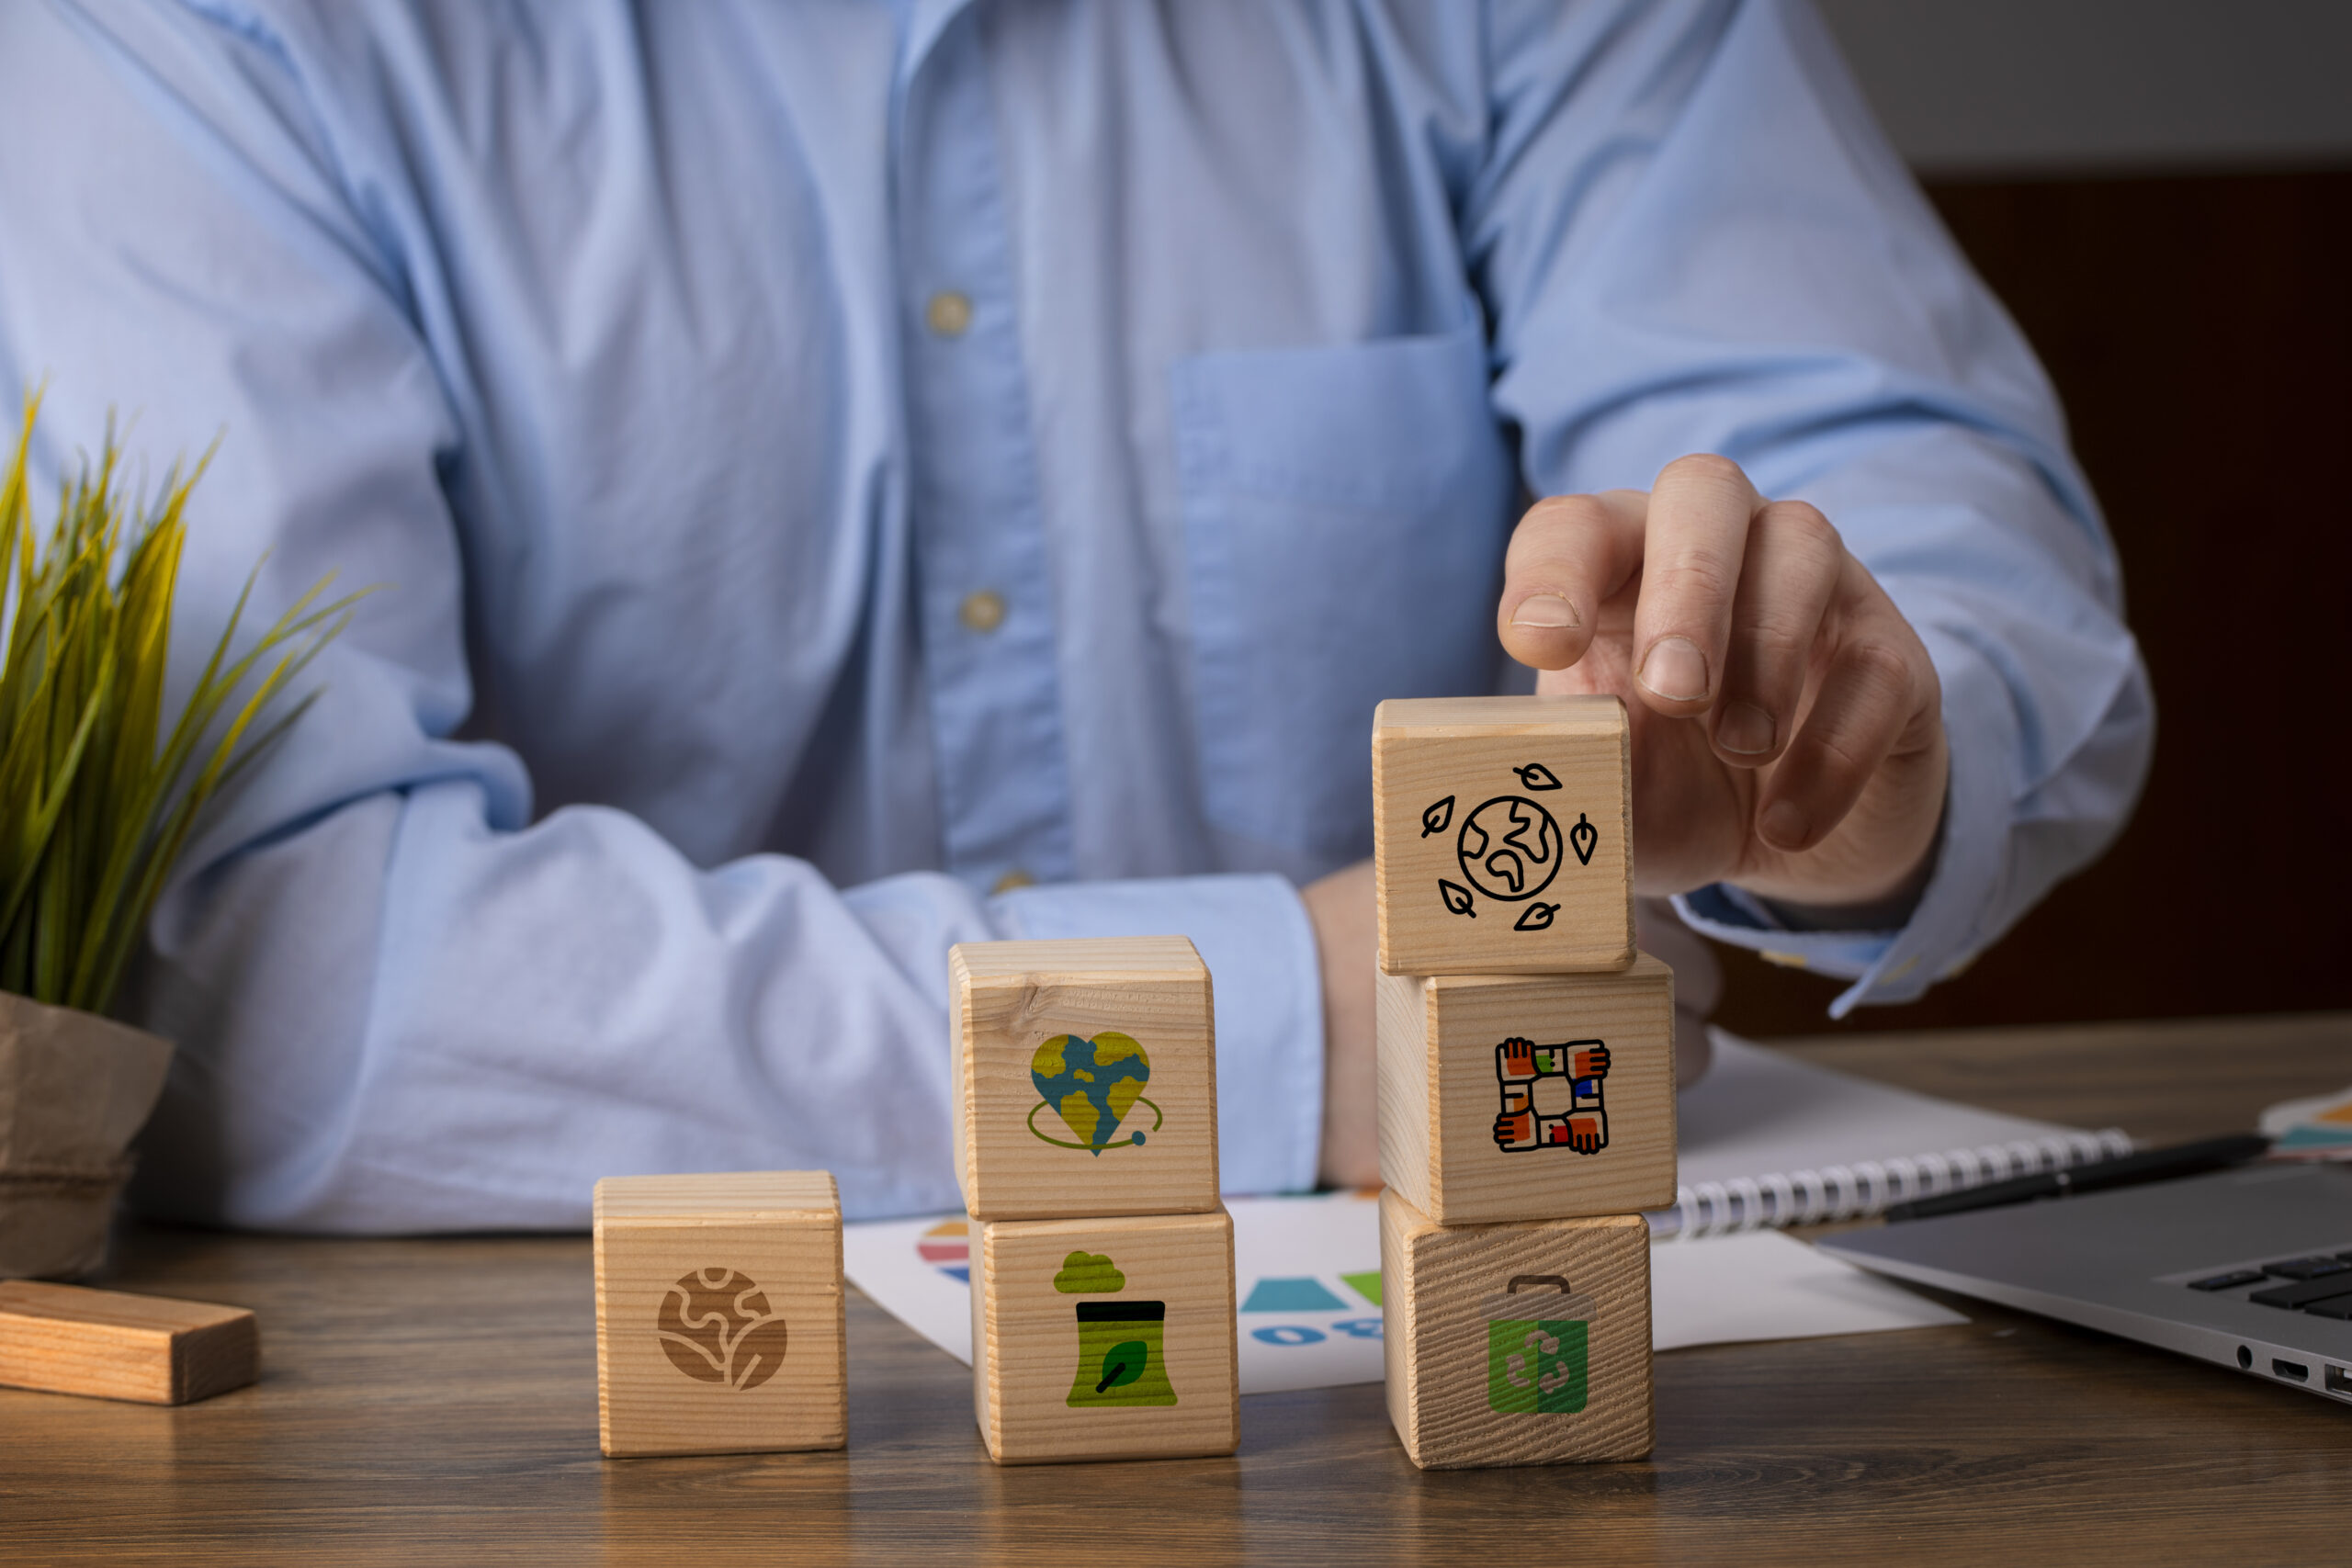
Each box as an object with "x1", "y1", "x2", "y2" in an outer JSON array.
[{"x1": 842, "y1": 1189, "x2": 1962, "y2": 1393}]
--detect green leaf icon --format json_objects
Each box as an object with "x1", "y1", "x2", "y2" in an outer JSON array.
[{"x1": 1095, "y1": 1339, "x2": 1148, "y2": 1393}]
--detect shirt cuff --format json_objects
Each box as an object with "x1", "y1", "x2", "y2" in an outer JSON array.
[
  {"x1": 1672, "y1": 625, "x2": 2012, "y2": 1019},
  {"x1": 987, "y1": 873, "x2": 1325, "y2": 1194}
]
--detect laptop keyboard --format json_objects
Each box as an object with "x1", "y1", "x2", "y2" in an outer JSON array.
[{"x1": 2188, "y1": 1251, "x2": 2352, "y2": 1316}]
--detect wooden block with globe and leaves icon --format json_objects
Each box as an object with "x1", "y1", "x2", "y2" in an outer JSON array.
[
  {"x1": 1373, "y1": 694, "x2": 1634, "y2": 976},
  {"x1": 970, "y1": 1209, "x2": 1239, "y2": 1464},
  {"x1": 949, "y1": 936, "x2": 1220, "y2": 1222},
  {"x1": 593, "y1": 1171, "x2": 845, "y2": 1458}
]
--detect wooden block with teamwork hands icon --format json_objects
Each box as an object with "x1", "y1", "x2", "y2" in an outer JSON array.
[
  {"x1": 970, "y1": 1208, "x2": 1239, "y2": 1464},
  {"x1": 1376, "y1": 954, "x2": 1676, "y2": 1225},
  {"x1": 1380, "y1": 1189, "x2": 1652, "y2": 1470},
  {"x1": 949, "y1": 936, "x2": 1219, "y2": 1222},
  {"x1": 1373, "y1": 695, "x2": 1634, "y2": 976},
  {"x1": 593, "y1": 1171, "x2": 845, "y2": 1458}
]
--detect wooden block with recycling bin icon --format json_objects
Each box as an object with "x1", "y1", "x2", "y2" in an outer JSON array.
[
  {"x1": 594, "y1": 1170, "x2": 845, "y2": 1458},
  {"x1": 950, "y1": 936, "x2": 1220, "y2": 1222},
  {"x1": 1379, "y1": 1189, "x2": 1651, "y2": 1469},
  {"x1": 970, "y1": 1207, "x2": 1239, "y2": 1464},
  {"x1": 1373, "y1": 695, "x2": 1633, "y2": 976},
  {"x1": 1377, "y1": 953, "x2": 1676, "y2": 1225}
]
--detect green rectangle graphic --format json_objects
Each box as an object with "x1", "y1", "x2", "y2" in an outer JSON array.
[{"x1": 1484, "y1": 1276, "x2": 1592, "y2": 1415}]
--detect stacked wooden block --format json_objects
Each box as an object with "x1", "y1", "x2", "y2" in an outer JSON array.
[
  {"x1": 951, "y1": 936, "x2": 1239, "y2": 1464},
  {"x1": 1372, "y1": 695, "x2": 1674, "y2": 1469}
]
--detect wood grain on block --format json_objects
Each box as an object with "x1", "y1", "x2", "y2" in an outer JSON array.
[
  {"x1": 0, "y1": 1280, "x2": 256, "y2": 1404},
  {"x1": 971, "y1": 1208, "x2": 1238, "y2": 1465},
  {"x1": 1380, "y1": 1190, "x2": 1651, "y2": 1470},
  {"x1": 594, "y1": 1171, "x2": 845, "y2": 1458},
  {"x1": 1377, "y1": 954, "x2": 1676, "y2": 1224},
  {"x1": 950, "y1": 937, "x2": 1218, "y2": 1221},
  {"x1": 1373, "y1": 695, "x2": 1633, "y2": 976}
]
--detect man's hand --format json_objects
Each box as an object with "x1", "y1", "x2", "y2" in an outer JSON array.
[{"x1": 1497, "y1": 455, "x2": 1947, "y2": 911}]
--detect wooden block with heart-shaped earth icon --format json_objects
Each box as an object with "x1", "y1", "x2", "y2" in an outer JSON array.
[
  {"x1": 1373, "y1": 694, "x2": 1634, "y2": 976},
  {"x1": 950, "y1": 936, "x2": 1220, "y2": 1222},
  {"x1": 594, "y1": 1170, "x2": 844, "y2": 1457}
]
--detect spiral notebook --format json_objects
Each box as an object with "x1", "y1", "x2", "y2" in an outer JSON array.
[{"x1": 1660, "y1": 1032, "x2": 2134, "y2": 1239}]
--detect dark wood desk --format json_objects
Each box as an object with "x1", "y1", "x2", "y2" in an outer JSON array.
[{"x1": 4, "y1": 1014, "x2": 2347, "y2": 1563}]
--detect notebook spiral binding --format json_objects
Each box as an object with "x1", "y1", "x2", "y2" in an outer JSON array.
[{"x1": 1648, "y1": 1126, "x2": 2137, "y2": 1241}]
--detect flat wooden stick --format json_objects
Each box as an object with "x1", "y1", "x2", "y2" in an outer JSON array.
[{"x1": 0, "y1": 1280, "x2": 258, "y2": 1404}]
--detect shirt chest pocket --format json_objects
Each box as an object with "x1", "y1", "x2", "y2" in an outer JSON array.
[{"x1": 1170, "y1": 324, "x2": 1516, "y2": 867}]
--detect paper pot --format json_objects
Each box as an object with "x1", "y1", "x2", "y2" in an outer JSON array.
[{"x1": 0, "y1": 989, "x2": 175, "y2": 1280}]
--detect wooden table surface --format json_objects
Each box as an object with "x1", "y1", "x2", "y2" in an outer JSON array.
[{"x1": 4, "y1": 1013, "x2": 2347, "y2": 1564}]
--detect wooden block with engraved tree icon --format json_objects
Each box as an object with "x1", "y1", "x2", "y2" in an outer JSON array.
[
  {"x1": 1373, "y1": 695, "x2": 1633, "y2": 976},
  {"x1": 1377, "y1": 953, "x2": 1676, "y2": 1225},
  {"x1": 593, "y1": 1171, "x2": 845, "y2": 1458},
  {"x1": 970, "y1": 1207, "x2": 1238, "y2": 1464},
  {"x1": 1379, "y1": 1190, "x2": 1651, "y2": 1470},
  {"x1": 950, "y1": 936, "x2": 1219, "y2": 1222}
]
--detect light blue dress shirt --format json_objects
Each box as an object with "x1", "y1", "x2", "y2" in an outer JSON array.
[{"x1": 0, "y1": 0, "x2": 2150, "y2": 1231}]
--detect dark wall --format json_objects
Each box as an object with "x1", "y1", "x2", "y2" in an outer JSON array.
[{"x1": 1716, "y1": 170, "x2": 2352, "y2": 1037}]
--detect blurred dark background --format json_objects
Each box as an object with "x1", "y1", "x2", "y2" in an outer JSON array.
[{"x1": 1718, "y1": 2, "x2": 2352, "y2": 1036}]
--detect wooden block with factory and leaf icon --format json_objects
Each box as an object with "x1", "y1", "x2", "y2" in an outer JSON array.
[{"x1": 969, "y1": 1209, "x2": 1239, "y2": 1464}]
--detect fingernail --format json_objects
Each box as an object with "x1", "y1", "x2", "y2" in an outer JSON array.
[
  {"x1": 1510, "y1": 594, "x2": 1579, "y2": 630},
  {"x1": 1635, "y1": 636, "x2": 1709, "y2": 702},
  {"x1": 1760, "y1": 798, "x2": 1808, "y2": 849},
  {"x1": 1716, "y1": 700, "x2": 1776, "y2": 756}
]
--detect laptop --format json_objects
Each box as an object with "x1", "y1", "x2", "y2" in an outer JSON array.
[{"x1": 1818, "y1": 1160, "x2": 2352, "y2": 1405}]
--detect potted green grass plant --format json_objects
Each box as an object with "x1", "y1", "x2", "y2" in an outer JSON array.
[{"x1": 0, "y1": 399, "x2": 358, "y2": 1278}]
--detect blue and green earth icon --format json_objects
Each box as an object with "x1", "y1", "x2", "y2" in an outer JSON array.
[{"x1": 1029, "y1": 1032, "x2": 1161, "y2": 1155}]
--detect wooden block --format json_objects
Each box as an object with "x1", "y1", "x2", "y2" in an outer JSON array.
[
  {"x1": 1373, "y1": 694, "x2": 1634, "y2": 975},
  {"x1": 950, "y1": 936, "x2": 1219, "y2": 1222},
  {"x1": 1377, "y1": 953, "x2": 1677, "y2": 1225},
  {"x1": 594, "y1": 1170, "x2": 845, "y2": 1458},
  {"x1": 1379, "y1": 1190, "x2": 1652, "y2": 1469},
  {"x1": 0, "y1": 1280, "x2": 256, "y2": 1404},
  {"x1": 970, "y1": 1207, "x2": 1238, "y2": 1464}
]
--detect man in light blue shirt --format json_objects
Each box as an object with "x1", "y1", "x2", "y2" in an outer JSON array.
[{"x1": 0, "y1": 0, "x2": 2149, "y2": 1231}]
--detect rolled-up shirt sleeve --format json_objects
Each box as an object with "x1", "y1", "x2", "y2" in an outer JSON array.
[{"x1": 1466, "y1": 0, "x2": 2153, "y2": 1014}]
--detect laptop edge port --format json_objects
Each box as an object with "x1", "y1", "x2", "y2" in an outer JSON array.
[
  {"x1": 2326, "y1": 1364, "x2": 2352, "y2": 1397},
  {"x1": 2271, "y1": 1359, "x2": 2309, "y2": 1382}
]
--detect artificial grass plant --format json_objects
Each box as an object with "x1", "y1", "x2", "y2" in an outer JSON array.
[{"x1": 0, "y1": 396, "x2": 362, "y2": 1015}]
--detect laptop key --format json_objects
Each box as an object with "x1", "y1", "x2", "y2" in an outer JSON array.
[
  {"x1": 2262, "y1": 1257, "x2": 2352, "y2": 1280},
  {"x1": 2188, "y1": 1269, "x2": 2267, "y2": 1292},
  {"x1": 2248, "y1": 1277, "x2": 2352, "y2": 1309},
  {"x1": 2307, "y1": 1297, "x2": 2352, "y2": 1321}
]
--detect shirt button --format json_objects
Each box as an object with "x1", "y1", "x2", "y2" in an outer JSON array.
[
  {"x1": 958, "y1": 589, "x2": 1007, "y2": 633},
  {"x1": 926, "y1": 290, "x2": 973, "y2": 338},
  {"x1": 991, "y1": 868, "x2": 1036, "y2": 895}
]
